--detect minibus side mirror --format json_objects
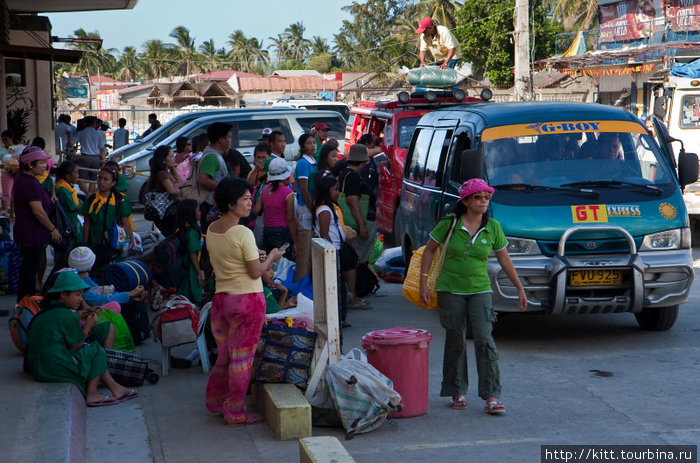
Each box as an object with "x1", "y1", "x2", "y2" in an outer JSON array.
[
  {"x1": 458, "y1": 147, "x2": 484, "y2": 183},
  {"x1": 653, "y1": 96, "x2": 666, "y2": 119},
  {"x1": 678, "y1": 150, "x2": 699, "y2": 187}
]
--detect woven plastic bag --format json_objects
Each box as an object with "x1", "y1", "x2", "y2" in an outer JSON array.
[
  {"x1": 403, "y1": 217, "x2": 457, "y2": 310},
  {"x1": 406, "y1": 66, "x2": 458, "y2": 88}
]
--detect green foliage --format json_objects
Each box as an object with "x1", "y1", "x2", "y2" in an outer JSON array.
[
  {"x1": 455, "y1": 0, "x2": 562, "y2": 86},
  {"x1": 308, "y1": 53, "x2": 336, "y2": 73}
]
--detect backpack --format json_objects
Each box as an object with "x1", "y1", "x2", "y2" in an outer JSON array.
[
  {"x1": 8, "y1": 295, "x2": 43, "y2": 353},
  {"x1": 151, "y1": 235, "x2": 186, "y2": 289},
  {"x1": 180, "y1": 153, "x2": 215, "y2": 203},
  {"x1": 354, "y1": 262, "x2": 380, "y2": 298},
  {"x1": 151, "y1": 295, "x2": 200, "y2": 348}
]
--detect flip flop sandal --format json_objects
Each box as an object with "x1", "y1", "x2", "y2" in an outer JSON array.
[
  {"x1": 225, "y1": 413, "x2": 264, "y2": 426},
  {"x1": 87, "y1": 394, "x2": 118, "y2": 407},
  {"x1": 484, "y1": 401, "x2": 506, "y2": 415},
  {"x1": 451, "y1": 397, "x2": 468, "y2": 410},
  {"x1": 117, "y1": 389, "x2": 138, "y2": 403},
  {"x1": 348, "y1": 300, "x2": 372, "y2": 310}
]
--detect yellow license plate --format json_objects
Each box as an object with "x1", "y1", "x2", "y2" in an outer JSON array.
[{"x1": 569, "y1": 269, "x2": 622, "y2": 287}]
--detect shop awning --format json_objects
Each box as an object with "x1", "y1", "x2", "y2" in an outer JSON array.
[{"x1": 0, "y1": 44, "x2": 84, "y2": 63}]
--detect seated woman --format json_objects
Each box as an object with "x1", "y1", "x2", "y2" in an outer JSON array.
[{"x1": 25, "y1": 268, "x2": 137, "y2": 407}]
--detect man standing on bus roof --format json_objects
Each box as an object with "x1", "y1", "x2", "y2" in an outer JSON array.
[{"x1": 416, "y1": 17, "x2": 461, "y2": 70}]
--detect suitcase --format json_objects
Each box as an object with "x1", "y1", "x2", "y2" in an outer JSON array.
[{"x1": 104, "y1": 347, "x2": 159, "y2": 387}]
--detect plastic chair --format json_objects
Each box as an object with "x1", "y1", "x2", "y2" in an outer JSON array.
[{"x1": 161, "y1": 302, "x2": 211, "y2": 376}]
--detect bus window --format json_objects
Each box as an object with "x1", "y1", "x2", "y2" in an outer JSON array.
[{"x1": 407, "y1": 128, "x2": 433, "y2": 184}]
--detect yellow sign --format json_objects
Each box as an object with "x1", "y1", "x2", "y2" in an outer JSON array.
[
  {"x1": 570, "y1": 269, "x2": 622, "y2": 287},
  {"x1": 659, "y1": 203, "x2": 678, "y2": 219},
  {"x1": 482, "y1": 120, "x2": 646, "y2": 141},
  {"x1": 572, "y1": 205, "x2": 609, "y2": 223}
]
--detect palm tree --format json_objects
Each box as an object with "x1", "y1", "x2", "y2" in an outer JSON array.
[
  {"x1": 198, "y1": 39, "x2": 223, "y2": 73},
  {"x1": 169, "y1": 25, "x2": 200, "y2": 79},
  {"x1": 268, "y1": 34, "x2": 290, "y2": 66},
  {"x1": 228, "y1": 31, "x2": 269, "y2": 73},
  {"x1": 141, "y1": 39, "x2": 174, "y2": 80},
  {"x1": 547, "y1": 0, "x2": 598, "y2": 31},
  {"x1": 409, "y1": 0, "x2": 462, "y2": 29},
  {"x1": 282, "y1": 22, "x2": 311, "y2": 62},
  {"x1": 67, "y1": 29, "x2": 118, "y2": 81},
  {"x1": 310, "y1": 36, "x2": 330, "y2": 55},
  {"x1": 117, "y1": 46, "x2": 140, "y2": 82}
]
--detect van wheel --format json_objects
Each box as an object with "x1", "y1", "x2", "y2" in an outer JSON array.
[{"x1": 634, "y1": 306, "x2": 679, "y2": 331}]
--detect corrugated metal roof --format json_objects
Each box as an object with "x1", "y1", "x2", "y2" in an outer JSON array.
[
  {"x1": 193, "y1": 70, "x2": 261, "y2": 80},
  {"x1": 238, "y1": 76, "x2": 341, "y2": 92}
]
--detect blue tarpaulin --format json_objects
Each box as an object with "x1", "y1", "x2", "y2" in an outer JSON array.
[{"x1": 670, "y1": 59, "x2": 700, "y2": 78}]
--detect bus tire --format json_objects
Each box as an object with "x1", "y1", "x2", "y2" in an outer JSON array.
[{"x1": 634, "y1": 305, "x2": 679, "y2": 331}]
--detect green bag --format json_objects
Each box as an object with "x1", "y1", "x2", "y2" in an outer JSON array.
[
  {"x1": 337, "y1": 172, "x2": 369, "y2": 231},
  {"x1": 98, "y1": 308, "x2": 136, "y2": 352}
]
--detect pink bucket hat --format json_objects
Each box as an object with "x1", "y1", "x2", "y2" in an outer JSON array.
[
  {"x1": 19, "y1": 145, "x2": 50, "y2": 164},
  {"x1": 458, "y1": 178, "x2": 494, "y2": 200}
]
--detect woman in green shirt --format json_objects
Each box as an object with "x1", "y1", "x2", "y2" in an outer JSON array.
[
  {"x1": 419, "y1": 178, "x2": 527, "y2": 415},
  {"x1": 55, "y1": 161, "x2": 82, "y2": 267},
  {"x1": 81, "y1": 165, "x2": 134, "y2": 268},
  {"x1": 25, "y1": 269, "x2": 136, "y2": 406}
]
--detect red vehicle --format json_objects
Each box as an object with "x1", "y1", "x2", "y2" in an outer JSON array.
[{"x1": 346, "y1": 91, "x2": 490, "y2": 243}]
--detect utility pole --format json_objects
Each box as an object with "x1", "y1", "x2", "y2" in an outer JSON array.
[{"x1": 513, "y1": 0, "x2": 531, "y2": 101}]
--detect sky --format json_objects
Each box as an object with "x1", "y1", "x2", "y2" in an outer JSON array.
[{"x1": 46, "y1": 0, "x2": 352, "y2": 56}]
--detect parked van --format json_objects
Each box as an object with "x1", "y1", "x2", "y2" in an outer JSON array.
[
  {"x1": 397, "y1": 102, "x2": 698, "y2": 330},
  {"x1": 271, "y1": 99, "x2": 351, "y2": 121},
  {"x1": 107, "y1": 109, "x2": 243, "y2": 163},
  {"x1": 347, "y1": 93, "x2": 485, "y2": 241},
  {"x1": 118, "y1": 108, "x2": 346, "y2": 204},
  {"x1": 651, "y1": 73, "x2": 700, "y2": 225}
]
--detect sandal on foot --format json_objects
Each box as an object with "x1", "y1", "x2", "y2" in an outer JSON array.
[
  {"x1": 225, "y1": 413, "x2": 264, "y2": 426},
  {"x1": 484, "y1": 401, "x2": 506, "y2": 415},
  {"x1": 348, "y1": 299, "x2": 372, "y2": 310},
  {"x1": 451, "y1": 396, "x2": 468, "y2": 410},
  {"x1": 87, "y1": 394, "x2": 117, "y2": 407},
  {"x1": 117, "y1": 389, "x2": 138, "y2": 403}
]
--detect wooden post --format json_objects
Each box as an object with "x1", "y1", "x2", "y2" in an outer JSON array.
[
  {"x1": 514, "y1": 0, "x2": 531, "y2": 101},
  {"x1": 305, "y1": 238, "x2": 341, "y2": 400}
]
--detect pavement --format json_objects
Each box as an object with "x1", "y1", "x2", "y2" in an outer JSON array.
[{"x1": 3, "y1": 248, "x2": 700, "y2": 463}]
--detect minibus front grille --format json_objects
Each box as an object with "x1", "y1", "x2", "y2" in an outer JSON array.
[{"x1": 538, "y1": 237, "x2": 644, "y2": 257}]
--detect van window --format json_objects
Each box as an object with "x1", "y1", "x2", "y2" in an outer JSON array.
[
  {"x1": 299, "y1": 104, "x2": 350, "y2": 121},
  {"x1": 483, "y1": 131, "x2": 673, "y2": 188},
  {"x1": 296, "y1": 116, "x2": 345, "y2": 140},
  {"x1": 424, "y1": 129, "x2": 452, "y2": 187},
  {"x1": 407, "y1": 128, "x2": 433, "y2": 184},
  {"x1": 448, "y1": 131, "x2": 473, "y2": 184},
  {"x1": 680, "y1": 95, "x2": 700, "y2": 128},
  {"x1": 398, "y1": 117, "x2": 421, "y2": 149},
  {"x1": 231, "y1": 118, "x2": 290, "y2": 147}
]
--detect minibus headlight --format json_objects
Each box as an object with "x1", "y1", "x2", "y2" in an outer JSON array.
[
  {"x1": 640, "y1": 228, "x2": 685, "y2": 250},
  {"x1": 398, "y1": 91, "x2": 410, "y2": 103},
  {"x1": 505, "y1": 237, "x2": 541, "y2": 255}
]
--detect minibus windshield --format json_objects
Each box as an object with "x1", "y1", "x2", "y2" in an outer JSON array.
[{"x1": 484, "y1": 131, "x2": 674, "y2": 190}]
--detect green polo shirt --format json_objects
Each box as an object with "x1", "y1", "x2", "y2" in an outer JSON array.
[{"x1": 430, "y1": 215, "x2": 508, "y2": 294}]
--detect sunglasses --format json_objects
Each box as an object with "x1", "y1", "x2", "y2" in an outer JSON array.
[{"x1": 471, "y1": 194, "x2": 492, "y2": 201}]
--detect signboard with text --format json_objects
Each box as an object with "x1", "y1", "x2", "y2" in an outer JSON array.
[
  {"x1": 666, "y1": 0, "x2": 700, "y2": 32},
  {"x1": 599, "y1": 0, "x2": 655, "y2": 43}
]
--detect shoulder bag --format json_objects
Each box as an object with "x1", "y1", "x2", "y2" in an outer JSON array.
[{"x1": 403, "y1": 216, "x2": 458, "y2": 310}]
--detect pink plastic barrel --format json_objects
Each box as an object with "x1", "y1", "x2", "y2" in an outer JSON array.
[{"x1": 361, "y1": 327, "x2": 433, "y2": 418}]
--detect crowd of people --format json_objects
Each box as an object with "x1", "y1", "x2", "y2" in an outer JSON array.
[{"x1": 0, "y1": 113, "x2": 386, "y2": 424}]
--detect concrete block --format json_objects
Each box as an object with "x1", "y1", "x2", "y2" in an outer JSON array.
[
  {"x1": 12, "y1": 383, "x2": 86, "y2": 463},
  {"x1": 261, "y1": 383, "x2": 311, "y2": 440},
  {"x1": 299, "y1": 436, "x2": 355, "y2": 463}
]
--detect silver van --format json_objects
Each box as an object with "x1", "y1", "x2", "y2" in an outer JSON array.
[
  {"x1": 118, "y1": 108, "x2": 346, "y2": 203},
  {"x1": 108, "y1": 109, "x2": 248, "y2": 163}
]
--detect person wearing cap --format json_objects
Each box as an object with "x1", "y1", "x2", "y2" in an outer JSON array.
[
  {"x1": 313, "y1": 122, "x2": 331, "y2": 161},
  {"x1": 25, "y1": 268, "x2": 137, "y2": 406},
  {"x1": 254, "y1": 157, "x2": 296, "y2": 259},
  {"x1": 257, "y1": 127, "x2": 273, "y2": 143},
  {"x1": 419, "y1": 178, "x2": 527, "y2": 415},
  {"x1": 416, "y1": 17, "x2": 462, "y2": 69},
  {"x1": 69, "y1": 246, "x2": 145, "y2": 308},
  {"x1": 12, "y1": 146, "x2": 62, "y2": 302},
  {"x1": 336, "y1": 144, "x2": 376, "y2": 309}
]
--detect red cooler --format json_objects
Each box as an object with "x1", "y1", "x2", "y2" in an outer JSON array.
[{"x1": 361, "y1": 327, "x2": 433, "y2": 418}]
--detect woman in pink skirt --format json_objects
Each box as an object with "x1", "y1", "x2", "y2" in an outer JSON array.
[{"x1": 205, "y1": 176, "x2": 284, "y2": 426}]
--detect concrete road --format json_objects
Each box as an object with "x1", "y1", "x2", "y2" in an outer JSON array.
[{"x1": 134, "y1": 267, "x2": 700, "y2": 463}]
